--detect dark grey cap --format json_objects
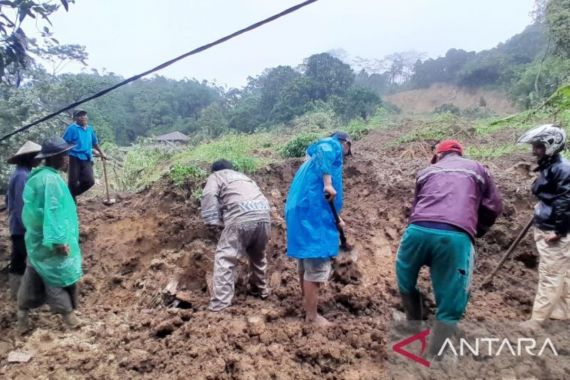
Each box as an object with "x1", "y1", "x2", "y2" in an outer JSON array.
[
  {"x1": 331, "y1": 131, "x2": 352, "y2": 155},
  {"x1": 36, "y1": 137, "x2": 76, "y2": 159}
]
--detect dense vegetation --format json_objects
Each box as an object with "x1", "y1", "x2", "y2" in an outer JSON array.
[
  {"x1": 355, "y1": 0, "x2": 570, "y2": 108},
  {"x1": 0, "y1": 0, "x2": 569, "y2": 191}
]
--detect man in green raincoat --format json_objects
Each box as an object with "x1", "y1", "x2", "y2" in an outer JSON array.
[{"x1": 17, "y1": 137, "x2": 83, "y2": 330}]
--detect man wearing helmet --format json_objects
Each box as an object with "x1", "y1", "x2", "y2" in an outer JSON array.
[{"x1": 518, "y1": 124, "x2": 570, "y2": 325}]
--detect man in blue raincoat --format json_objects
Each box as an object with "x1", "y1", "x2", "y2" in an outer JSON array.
[{"x1": 285, "y1": 131, "x2": 352, "y2": 326}]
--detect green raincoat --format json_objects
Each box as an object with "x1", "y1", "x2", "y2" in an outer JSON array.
[{"x1": 22, "y1": 166, "x2": 82, "y2": 287}]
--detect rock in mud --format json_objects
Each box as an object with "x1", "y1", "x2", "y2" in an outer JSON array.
[
  {"x1": 152, "y1": 317, "x2": 183, "y2": 337},
  {"x1": 247, "y1": 316, "x2": 266, "y2": 336},
  {"x1": 7, "y1": 350, "x2": 33, "y2": 363}
]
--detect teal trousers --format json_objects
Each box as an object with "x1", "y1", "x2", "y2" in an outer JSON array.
[{"x1": 396, "y1": 224, "x2": 474, "y2": 323}]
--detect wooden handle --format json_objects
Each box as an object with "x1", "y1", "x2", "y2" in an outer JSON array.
[
  {"x1": 102, "y1": 159, "x2": 111, "y2": 202},
  {"x1": 480, "y1": 216, "x2": 534, "y2": 288}
]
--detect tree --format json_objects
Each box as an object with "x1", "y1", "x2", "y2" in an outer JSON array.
[
  {"x1": 0, "y1": 0, "x2": 74, "y2": 84},
  {"x1": 354, "y1": 69, "x2": 391, "y2": 95},
  {"x1": 194, "y1": 102, "x2": 228, "y2": 138},
  {"x1": 383, "y1": 51, "x2": 426, "y2": 85},
  {"x1": 532, "y1": 0, "x2": 549, "y2": 23},
  {"x1": 32, "y1": 41, "x2": 87, "y2": 75},
  {"x1": 270, "y1": 76, "x2": 316, "y2": 123},
  {"x1": 546, "y1": 0, "x2": 570, "y2": 57},
  {"x1": 411, "y1": 49, "x2": 475, "y2": 88},
  {"x1": 304, "y1": 53, "x2": 354, "y2": 100},
  {"x1": 227, "y1": 95, "x2": 263, "y2": 133},
  {"x1": 332, "y1": 86, "x2": 380, "y2": 121},
  {"x1": 257, "y1": 65, "x2": 300, "y2": 115}
]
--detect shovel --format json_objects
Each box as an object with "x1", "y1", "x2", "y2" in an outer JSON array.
[
  {"x1": 102, "y1": 158, "x2": 116, "y2": 206},
  {"x1": 480, "y1": 216, "x2": 534, "y2": 289},
  {"x1": 325, "y1": 193, "x2": 352, "y2": 252},
  {"x1": 326, "y1": 193, "x2": 361, "y2": 284}
]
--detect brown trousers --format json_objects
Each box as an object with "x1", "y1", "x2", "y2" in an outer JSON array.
[
  {"x1": 209, "y1": 221, "x2": 270, "y2": 311},
  {"x1": 531, "y1": 228, "x2": 570, "y2": 320},
  {"x1": 18, "y1": 265, "x2": 78, "y2": 315}
]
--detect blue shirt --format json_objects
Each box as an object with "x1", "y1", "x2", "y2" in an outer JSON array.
[
  {"x1": 6, "y1": 166, "x2": 31, "y2": 236},
  {"x1": 63, "y1": 123, "x2": 98, "y2": 161}
]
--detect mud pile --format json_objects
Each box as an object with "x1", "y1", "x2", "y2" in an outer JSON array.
[{"x1": 0, "y1": 124, "x2": 547, "y2": 379}]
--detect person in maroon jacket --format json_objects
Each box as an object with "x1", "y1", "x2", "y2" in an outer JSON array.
[{"x1": 395, "y1": 139, "x2": 503, "y2": 359}]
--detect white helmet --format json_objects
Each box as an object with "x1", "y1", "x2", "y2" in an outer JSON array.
[{"x1": 517, "y1": 124, "x2": 566, "y2": 156}]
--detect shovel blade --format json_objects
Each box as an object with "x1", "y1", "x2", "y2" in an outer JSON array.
[{"x1": 103, "y1": 198, "x2": 116, "y2": 206}]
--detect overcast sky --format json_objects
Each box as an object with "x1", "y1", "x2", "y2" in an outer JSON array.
[{"x1": 41, "y1": 0, "x2": 535, "y2": 88}]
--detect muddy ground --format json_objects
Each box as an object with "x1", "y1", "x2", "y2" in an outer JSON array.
[{"x1": 0, "y1": 121, "x2": 549, "y2": 379}]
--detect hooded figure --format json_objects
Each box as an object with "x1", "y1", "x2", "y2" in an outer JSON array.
[{"x1": 285, "y1": 131, "x2": 352, "y2": 326}]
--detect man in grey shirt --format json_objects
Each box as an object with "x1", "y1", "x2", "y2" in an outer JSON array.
[{"x1": 201, "y1": 159, "x2": 271, "y2": 311}]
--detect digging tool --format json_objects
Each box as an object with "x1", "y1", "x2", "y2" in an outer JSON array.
[
  {"x1": 101, "y1": 158, "x2": 116, "y2": 206},
  {"x1": 325, "y1": 193, "x2": 351, "y2": 252},
  {"x1": 325, "y1": 193, "x2": 361, "y2": 284},
  {"x1": 480, "y1": 216, "x2": 534, "y2": 288}
]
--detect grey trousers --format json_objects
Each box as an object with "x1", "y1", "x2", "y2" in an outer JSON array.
[
  {"x1": 18, "y1": 265, "x2": 78, "y2": 314},
  {"x1": 209, "y1": 221, "x2": 270, "y2": 311}
]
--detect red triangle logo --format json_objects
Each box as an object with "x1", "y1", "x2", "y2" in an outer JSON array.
[{"x1": 392, "y1": 329, "x2": 431, "y2": 368}]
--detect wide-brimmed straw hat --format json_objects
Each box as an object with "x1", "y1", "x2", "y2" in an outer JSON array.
[{"x1": 7, "y1": 141, "x2": 42, "y2": 164}]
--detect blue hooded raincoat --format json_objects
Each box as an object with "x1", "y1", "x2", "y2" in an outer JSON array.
[{"x1": 285, "y1": 137, "x2": 344, "y2": 259}]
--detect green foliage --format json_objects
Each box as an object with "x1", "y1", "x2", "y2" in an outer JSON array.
[
  {"x1": 396, "y1": 113, "x2": 458, "y2": 144},
  {"x1": 227, "y1": 95, "x2": 263, "y2": 133},
  {"x1": 169, "y1": 163, "x2": 206, "y2": 186},
  {"x1": 304, "y1": 53, "x2": 355, "y2": 100},
  {"x1": 168, "y1": 163, "x2": 207, "y2": 199},
  {"x1": 280, "y1": 133, "x2": 322, "y2": 158},
  {"x1": 332, "y1": 86, "x2": 381, "y2": 122},
  {"x1": 173, "y1": 133, "x2": 276, "y2": 173},
  {"x1": 0, "y1": 0, "x2": 74, "y2": 83},
  {"x1": 232, "y1": 157, "x2": 258, "y2": 173},
  {"x1": 193, "y1": 102, "x2": 229, "y2": 139},
  {"x1": 412, "y1": 49, "x2": 476, "y2": 88},
  {"x1": 465, "y1": 144, "x2": 523, "y2": 159},
  {"x1": 117, "y1": 145, "x2": 173, "y2": 191},
  {"x1": 546, "y1": 0, "x2": 570, "y2": 58},
  {"x1": 434, "y1": 104, "x2": 461, "y2": 115},
  {"x1": 510, "y1": 56, "x2": 570, "y2": 107},
  {"x1": 257, "y1": 66, "x2": 301, "y2": 115},
  {"x1": 344, "y1": 120, "x2": 370, "y2": 141},
  {"x1": 269, "y1": 76, "x2": 316, "y2": 123},
  {"x1": 476, "y1": 84, "x2": 570, "y2": 136},
  {"x1": 284, "y1": 107, "x2": 339, "y2": 131},
  {"x1": 410, "y1": 24, "x2": 547, "y2": 90}
]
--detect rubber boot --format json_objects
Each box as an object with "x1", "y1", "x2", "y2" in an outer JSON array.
[
  {"x1": 17, "y1": 309, "x2": 30, "y2": 332},
  {"x1": 427, "y1": 320, "x2": 457, "y2": 360},
  {"x1": 400, "y1": 291, "x2": 423, "y2": 333},
  {"x1": 8, "y1": 274, "x2": 22, "y2": 302},
  {"x1": 63, "y1": 311, "x2": 82, "y2": 329}
]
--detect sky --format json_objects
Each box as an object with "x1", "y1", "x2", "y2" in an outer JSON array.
[{"x1": 38, "y1": 0, "x2": 536, "y2": 88}]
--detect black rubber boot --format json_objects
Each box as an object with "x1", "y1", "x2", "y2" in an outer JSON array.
[
  {"x1": 17, "y1": 309, "x2": 30, "y2": 332},
  {"x1": 8, "y1": 274, "x2": 22, "y2": 302},
  {"x1": 427, "y1": 320, "x2": 457, "y2": 360},
  {"x1": 400, "y1": 291, "x2": 423, "y2": 333}
]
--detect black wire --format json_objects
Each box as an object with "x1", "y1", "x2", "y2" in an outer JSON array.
[{"x1": 0, "y1": 0, "x2": 318, "y2": 143}]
